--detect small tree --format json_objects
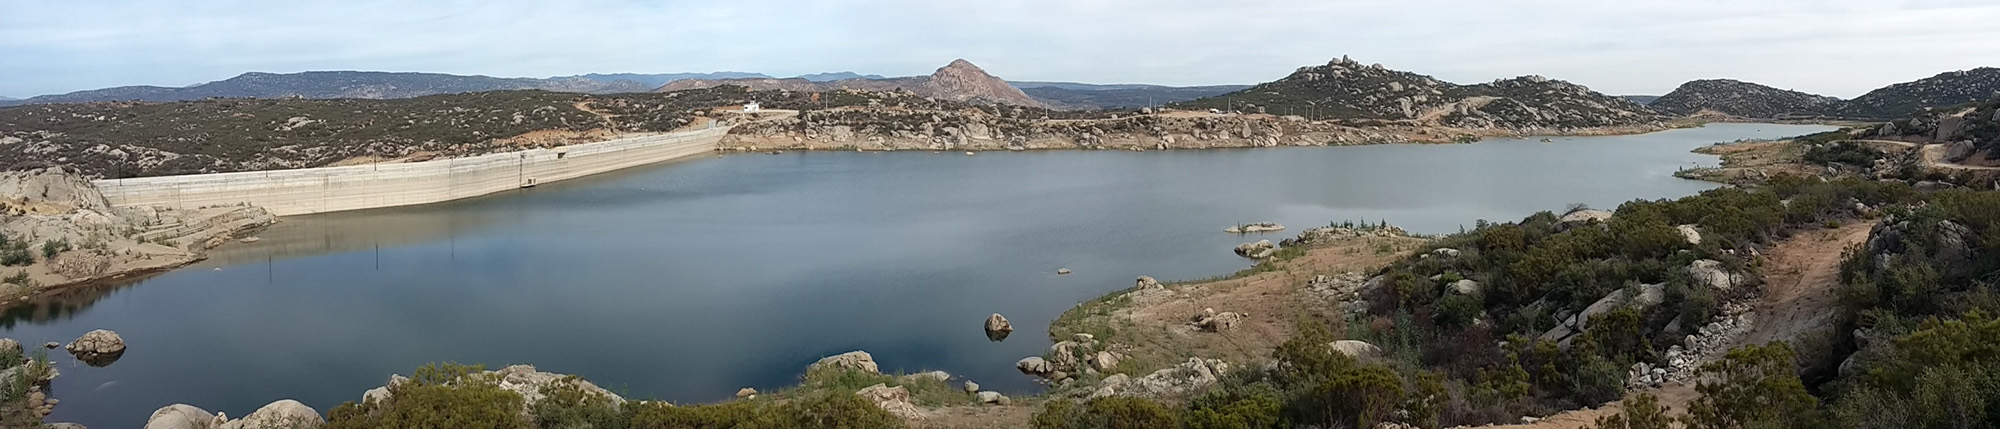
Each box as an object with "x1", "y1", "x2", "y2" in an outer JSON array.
[{"x1": 1683, "y1": 343, "x2": 1820, "y2": 429}]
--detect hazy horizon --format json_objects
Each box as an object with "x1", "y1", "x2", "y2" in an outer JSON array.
[{"x1": 4, "y1": 0, "x2": 1999, "y2": 99}]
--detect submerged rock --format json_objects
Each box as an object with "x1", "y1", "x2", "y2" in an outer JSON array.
[
  {"x1": 984, "y1": 314, "x2": 1014, "y2": 342},
  {"x1": 65, "y1": 329, "x2": 125, "y2": 366}
]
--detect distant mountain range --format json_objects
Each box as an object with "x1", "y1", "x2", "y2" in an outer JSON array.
[
  {"x1": 557, "y1": 72, "x2": 772, "y2": 88},
  {"x1": 0, "y1": 68, "x2": 1232, "y2": 110},
  {"x1": 9, "y1": 62, "x2": 1996, "y2": 118},
  {"x1": 1169, "y1": 57, "x2": 1660, "y2": 130},
  {"x1": 0, "y1": 71, "x2": 652, "y2": 106}
]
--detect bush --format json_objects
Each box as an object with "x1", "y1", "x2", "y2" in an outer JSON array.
[
  {"x1": 1032, "y1": 397, "x2": 1179, "y2": 429},
  {"x1": 1593, "y1": 393, "x2": 1671, "y2": 429},
  {"x1": 326, "y1": 363, "x2": 531, "y2": 429},
  {"x1": 39, "y1": 238, "x2": 68, "y2": 259},
  {"x1": 1683, "y1": 343, "x2": 1820, "y2": 429},
  {"x1": 630, "y1": 391, "x2": 903, "y2": 429},
  {"x1": 532, "y1": 376, "x2": 627, "y2": 429}
]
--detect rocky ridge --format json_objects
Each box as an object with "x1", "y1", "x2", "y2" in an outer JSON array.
[
  {"x1": 3, "y1": 71, "x2": 654, "y2": 107},
  {"x1": 1167, "y1": 56, "x2": 1665, "y2": 132},
  {"x1": 1649, "y1": 79, "x2": 1841, "y2": 118},
  {"x1": 1835, "y1": 67, "x2": 2000, "y2": 119},
  {"x1": 659, "y1": 59, "x2": 1047, "y2": 108}
]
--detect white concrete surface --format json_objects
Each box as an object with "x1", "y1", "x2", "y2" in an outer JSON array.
[{"x1": 94, "y1": 128, "x2": 727, "y2": 216}]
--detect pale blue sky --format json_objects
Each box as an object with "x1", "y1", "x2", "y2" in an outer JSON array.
[{"x1": 3, "y1": 0, "x2": 1998, "y2": 99}]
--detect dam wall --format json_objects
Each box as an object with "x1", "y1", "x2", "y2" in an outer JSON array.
[{"x1": 93, "y1": 128, "x2": 727, "y2": 216}]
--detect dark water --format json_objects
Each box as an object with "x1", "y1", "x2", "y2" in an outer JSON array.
[{"x1": 3, "y1": 123, "x2": 1830, "y2": 427}]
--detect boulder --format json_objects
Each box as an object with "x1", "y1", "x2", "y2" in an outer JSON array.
[
  {"x1": 1233, "y1": 240, "x2": 1275, "y2": 258},
  {"x1": 1016, "y1": 357, "x2": 1053, "y2": 376},
  {"x1": 984, "y1": 314, "x2": 1014, "y2": 341},
  {"x1": 1559, "y1": 209, "x2": 1613, "y2": 225},
  {"x1": 1329, "y1": 340, "x2": 1382, "y2": 358},
  {"x1": 963, "y1": 381, "x2": 980, "y2": 393},
  {"x1": 361, "y1": 375, "x2": 408, "y2": 404},
  {"x1": 1541, "y1": 283, "x2": 1667, "y2": 343},
  {"x1": 976, "y1": 391, "x2": 1010, "y2": 405},
  {"x1": 736, "y1": 387, "x2": 757, "y2": 398},
  {"x1": 1867, "y1": 217, "x2": 1975, "y2": 277},
  {"x1": 903, "y1": 371, "x2": 950, "y2": 383},
  {"x1": 810, "y1": 351, "x2": 880, "y2": 374},
  {"x1": 144, "y1": 404, "x2": 221, "y2": 429},
  {"x1": 1191, "y1": 308, "x2": 1247, "y2": 332},
  {"x1": 0, "y1": 338, "x2": 18, "y2": 356},
  {"x1": 1677, "y1": 225, "x2": 1702, "y2": 245},
  {"x1": 1095, "y1": 358, "x2": 1230, "y2": 399},
  {"x1": 856, "y1": 384, "x2": 921, "y2": 419},
  {"x1": 1430, "y1": 248, "x2": 1461, "y2": 258},
  {"x1": 1450, "y1": 279, "x2": 1482, "y2": 295},
  {"x1": 46, "y1": 423, "x2": 86, "y2": 429},
  {"x1": 1688, "y1": 260, "x2": 1743, "y2": 291},
  {"x1": 65, "y1": 329, "x2": 126, "y2": 364},
  {"x1": 1090, "y1": 351, "x2": 1122, "y2": 373},
  {"x1": 1135, "y1": 276, "x2": 1162, "y2": 290},
  {"x1": 218, "y1": 399, "x2": 322, "y2": 429}
]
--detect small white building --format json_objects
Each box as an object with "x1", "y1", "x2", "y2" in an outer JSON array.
[{"x1": 743, "y1": 101, "x2": 761, "y2": 113}]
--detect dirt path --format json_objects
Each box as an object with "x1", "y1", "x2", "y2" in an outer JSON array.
[
  {"x1": 573, "y1": 101, "x2": 622, "y2": 130},
  {"x1": 1737, "y1": 222, "x2": 1874, "y2": 348},
  {"x1": 1856, "y1": 139, "x2": 2000, "y2": 171},
  {"x1": 1473, "y1": 222, "x2": 1876, "y2": 429}
]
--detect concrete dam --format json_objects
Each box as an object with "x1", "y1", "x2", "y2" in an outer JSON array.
[{"x1": 93, "y1": 127, "x2": 729, "y2": 216}]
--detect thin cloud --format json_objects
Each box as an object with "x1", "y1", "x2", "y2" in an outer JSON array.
[{"x1": 1, "y1": 0, "x2": 1996, "y2": 98}]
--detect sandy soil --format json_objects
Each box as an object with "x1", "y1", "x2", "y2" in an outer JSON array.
[{"x1": 1058, "y1": 233, "x2": 1428, "y2": 377}]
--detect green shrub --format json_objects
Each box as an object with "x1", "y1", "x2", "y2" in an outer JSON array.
[
  {"x1": 1032, "y1": 397, "x2": 1180, "y2": 429},
  {"x1": 39, "y1": 238, "x2": 68, "y2": 259},
  {"x1": 629, "y1": 390, "x2": 903, "y2": 429},
  {"x1": 326, "y1": 363, "x2": 531, "y2": 429},
  {"x1": 532, "y1": 376, "x2": 628, "y2": 429},
  {"x1": 1684, "y1": 343, "x2": 1820, "y2": 429}
]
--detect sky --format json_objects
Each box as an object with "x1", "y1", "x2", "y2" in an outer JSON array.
[{"x1": 3, "y1": 0, "x2": 1999, "y2": 99}]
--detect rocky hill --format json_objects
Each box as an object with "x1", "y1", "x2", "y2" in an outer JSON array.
[
  {"x1": 1167, "y1": 57, "x2": 1662, "y2": 131},
  {"x1": 2, "y1": 71, "x2": 655, "y2": 106},
  {"x1": 1852, "y1": 96, "x2": 2000, "y2": 162},
  {"x1": 655, "y1": 60, "x2": 1049, "y2": 108},
  {"x1": 1650, "y1": 79, "x2": 1841, "y2": 118},
  {"x1": 1021, "y1": 85, "x2": 1249, "y2": 110},
  {"x1": 1835, "y1": 67, "x2": 2000, "y2": 119}
]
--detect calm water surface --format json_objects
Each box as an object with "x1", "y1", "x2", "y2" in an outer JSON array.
[{"x1": 3, "y1": 123, "x2": 1830, "y2": 426}]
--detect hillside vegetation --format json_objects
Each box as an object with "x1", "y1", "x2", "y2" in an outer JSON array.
[
  {"x1": 1168, "y1": 57, "x2": 1661, "y2": 131},
  {"x1": 1650, "y1": 79, "x2": 1840, "y2": 118}
]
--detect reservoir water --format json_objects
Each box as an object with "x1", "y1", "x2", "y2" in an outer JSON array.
[{"x1": 2, "y1": 123, "x2": 1831, "y2": 427}]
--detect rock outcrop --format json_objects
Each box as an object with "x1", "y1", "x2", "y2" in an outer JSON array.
[
  {"x1": 1329, "y1": 340, "x2": 1383, "y2": 358},
  {"x1": 1540, "y1": 283, "x2": 1667, "y2": 344},
  {"x1": 218, "y1": 399, "x2": 323, "y2": 429},
  {"x1": 1688, "y1": 259, "x2": 1745, "y2": 291},
  {"x1": 1089, "y1": 357, "x2": 1229, "y2": 399},
  {"x1": 1834, "y1": 67, "x2": 2000, "y2": 119},
  {"x1": 1233, "y1": 240, "x2": 1276, "y2": 259},
  {"x1": 145, "y1": 404, "x2": 225, "y2": 429},
  {"x1": 855, "y1": 384, "x2": 922, "y2": 419},
  {"x1": 809, "y1": 351, "x2": 880, "y2": 374},
  {"x1": 1191, "y1": 308, "x2": 1247, "y2": 332},
  {"x1": 1224, "y1": 222, "x2": 1285, "y2": 233}
]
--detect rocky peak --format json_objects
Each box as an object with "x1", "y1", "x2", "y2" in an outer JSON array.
[
  {"x1": 922, "y1": 59, "x2": 1046, "y2": 108},
  {"x1": 1650, "y1": 79, "x2": 1840, "y2": 118}
]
